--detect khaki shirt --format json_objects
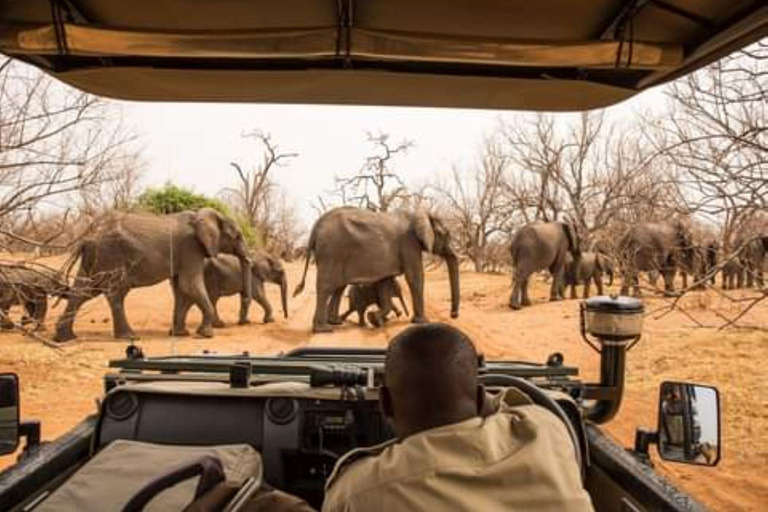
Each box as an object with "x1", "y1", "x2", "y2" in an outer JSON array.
[{"x1": 322, "y1": 389, "x2": 594, "y2": 512}]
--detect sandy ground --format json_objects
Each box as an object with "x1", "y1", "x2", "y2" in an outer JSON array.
[{"x1": 0, "y1": 260, "x2": 766, "y2": 511}]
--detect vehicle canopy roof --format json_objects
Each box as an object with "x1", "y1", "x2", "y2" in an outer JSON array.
[{"x1": 1, "y1": 0, "x2": 766, "y2": 110}]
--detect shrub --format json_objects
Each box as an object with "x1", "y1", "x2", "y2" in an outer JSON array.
[
  {"x1": 137, "y1": 183, "x2": 230, "y2": 216},
  {"x1": 136, "y1": 183, "x2": 265, "y2": 249}
]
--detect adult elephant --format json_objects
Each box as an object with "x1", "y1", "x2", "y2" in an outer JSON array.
[
  {"x1": 509, "y1": 221, "x2": 580, "y2": 310},
  {"x1": 619, "y1": 220, "x2": 693, "y2": 296},
  {"x1": 194, "y1": 250, "x2": 288, "y2": 327},
  {"x1": 54, "y1": 208, "x2": 251, "y2": 342},
  {"x1": 293, "y1": 207, "x2": 460, "y2": 333}
]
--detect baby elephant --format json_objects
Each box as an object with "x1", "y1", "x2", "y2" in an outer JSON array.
[
  {"x1": 562, "y1": 252, "x2": 612, "y2": 299},
  {"x1": 200, "y1": 252, "x2": 288, "y2": 326},
  {"x1": 0, "y1": 263, "x2": 70, "y2": 330},
  {"x1": 340, "y1": 277, "x2": 409, "y2": 327}
]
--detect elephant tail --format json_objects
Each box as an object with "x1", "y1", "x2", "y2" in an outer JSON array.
[
  {"x1": 292, "y1": 228, "x2": 316, "y2": 297},
  {"x1": 59, "y1": 245, "x2": 83, "y2": 282}
]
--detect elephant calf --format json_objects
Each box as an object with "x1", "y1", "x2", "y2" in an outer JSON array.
[
  {"x1": 561, "y1": 252, "x2": 611, "y2": 299},
  {"x1": 0, "y1": 263, "x2": 70, "y2": 330},
  {"x1": 339, "y1": 277, "x2": 409, "y2": 327},
  {"x1": 721, "y1": 257, "x2": 744, "y2": 290},
  {"x1": 198, "y1": 252, "x2": 288, "y2": 326}
]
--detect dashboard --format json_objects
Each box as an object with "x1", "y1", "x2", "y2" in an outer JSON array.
[{"x1": 96, "y1": 384, "x2": 393, "y2": 507}]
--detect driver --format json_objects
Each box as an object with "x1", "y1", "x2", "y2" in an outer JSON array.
[{"x1": 322, "y1": 323, "x2": 594, "y2": 512}]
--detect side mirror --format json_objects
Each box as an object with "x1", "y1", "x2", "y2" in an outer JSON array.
[
  {"x1": 658, "y1": 381, "x2": 720, "y2": 466},
  {"x1": 0, "y1": 373, "x2": 20, "y2": 456}
]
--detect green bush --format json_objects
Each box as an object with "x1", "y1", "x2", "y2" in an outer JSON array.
[
  {"x1": 136, "y1": 183, "x2": 264, "y2": 249},
  {"x1": 137, "y1": 183, "x2": 231, "y2": 216}
]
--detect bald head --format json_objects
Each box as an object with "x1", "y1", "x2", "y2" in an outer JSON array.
[{"x1": 382, "y1": 323, "x2": 482, "y2": 438}]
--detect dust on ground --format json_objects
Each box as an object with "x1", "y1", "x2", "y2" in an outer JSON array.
[{"x1": 0, "y1": 261, "x2": 765, "y2": 511}]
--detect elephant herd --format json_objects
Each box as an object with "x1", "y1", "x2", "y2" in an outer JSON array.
[
  {"x1": 1, "y1": 208, "x2": 288, "y2": 341},
  {"x1": 0, "y1": 207, "x2": 766, "y2": 341},
  {"x1": 508, "y1": 218, "x2": 768, "y2": 310}
]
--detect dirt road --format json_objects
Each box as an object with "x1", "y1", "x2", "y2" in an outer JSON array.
[{"x1": 0, "y1": 261, "x2": 766, "y2": 511}]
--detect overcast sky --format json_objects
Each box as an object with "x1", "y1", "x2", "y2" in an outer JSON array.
[{"x1": 118, "y1": 86, "x2": 666, "y2": 226}]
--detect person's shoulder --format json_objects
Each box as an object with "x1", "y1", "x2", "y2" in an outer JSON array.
[{"x1": 325, "y1": 439, "x2": 396, "y2": 493}]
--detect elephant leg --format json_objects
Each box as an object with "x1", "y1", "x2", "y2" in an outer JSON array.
[
  {"x1": 327, "y1": 288, "x2": 345, "y2": 325},
  {"x1": 509, "y1": 272, "x2": 520, "y2": 309},
  {"x1": 21, "y1": 299, "x2": 35, "y2": 326},
  {"x1": 171, "y1": 296, "x2": 194, "y2": 336},
  {"x1": 30, "y1": 296, "x2": 47, "y2": 331},
  {"x1": 170, "y1": 278, "x2": 190, "y2": 336},
  {"x1": 211, "y1": 296, "x2": 227, "y2": 328},
  {"x1": 681, "y1": 272, "x2": 688, "y2": 289},
  {"x1": 619, "y1": 266, "x2": 632, "y2": 296},
  {"x1": 583, "y1": 279, "x2": 591, "y2": 299},
  {"x1": 312, "y1": 280, "x2": 335, "y2": 333},
  {"x1": 252, "y1": 280, "x2": 274, "y2": 324},
  {"x1": 370, "y1": 288, "x2": 394, "y2": 327},
  {"x1": 662, "y1": 266, "x2": 676, "y2": 296},
  {"x1": 569, "y1": 283, "x2": 577, "y2": 300},
  {"x1": 549, "y1": 260, "x2": 565, "y2": 301},
  {"x1": 339, "y1": 307, "x2": 354, "y2": 323},
  {"x1": 510, "y1": 268, "x2": 528, "y2": 310},
  {"x1": 237, "y1": 288, "x2": 251, "y2": 326},
  {"x1": 594, "y1": 275, "x2": 604, "y2": 297},
  {"x1": 54, "y1": 278, "x2": 101, "y2": 342},
  {"x1": 107, "y1": 286, "x2": 138, "y2": 340},
  {"x1": 357, "y1": 307, "x2": 367, "y2": 327},
  {"x1": 177, "y1": 273, "x2": 216, "y2": 338},
  {"x1": 404, "y1": 265, "x2": 427, "y2": 323},
  {"x1": 521, "y1": 274, "x2": 533, "y2": 306}
]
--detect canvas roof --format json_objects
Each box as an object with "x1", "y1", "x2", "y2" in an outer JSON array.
[{"x1": 0, "y1": 0, "x2": 765, "y2": 110}]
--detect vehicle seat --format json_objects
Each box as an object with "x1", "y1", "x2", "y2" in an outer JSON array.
[{"x1": 33, "y1": 439, "x2": 262, "y2": 512}]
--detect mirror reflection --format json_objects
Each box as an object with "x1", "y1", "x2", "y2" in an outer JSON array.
[
  {"x1": 658, "y1": 382, "x2": 720, "y2": 466},
  {"x1": 0, "y1": 373, "x2": 20, "y2": 455}
]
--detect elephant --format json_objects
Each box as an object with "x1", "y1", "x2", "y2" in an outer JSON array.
[
  {"x1": 192, "y1": 251, "x2": 288, "y2": 327},
  {"x1": 339, "y1": 277, "x2": 409, "y2": 327},
  {"x1": 53, "y1": 208, "x2": 251, "y2": 342},
  {"x1": 0, "y1": 263, "x2": 71, "y2": 330},
  {"x1": 508, "y1": 221, "x2": 580, "y2": 310},
  {"x1": 294, "y1": 207, "x2": 460, "y2": 333},
  {"x1": 561, "y1": 252, "x2": 610, "y2": 299},
  {"x1": 721, "y1": 255, "x2": 745, "y2": 290},
  {"x1": 738, "y1": 235, "x2": 767, "y2": 289},
  {"x1": 619, "y1": 220, "x2": 694, "y2": 297}
]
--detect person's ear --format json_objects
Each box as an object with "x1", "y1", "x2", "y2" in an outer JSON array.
[{"x1": 380, "y1": 385, "x2": 394, "y2": 419}]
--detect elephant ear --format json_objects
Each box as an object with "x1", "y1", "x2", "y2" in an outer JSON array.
[
  {"x1": 563, "y1": 222, "x2": 580, "y2": 256},
  {"x1": 194, "y1": 209, "x2": 221, "y2": 257},
  {"x1": 411, "y1": 211, "x2": 435, "y2": 253}
]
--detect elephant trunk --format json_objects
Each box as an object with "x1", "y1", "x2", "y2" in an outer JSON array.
[
  {"x1": 240, "y1": 257, "x2": 252, "y2": 301},
  {"x1": 280, "y1": 273, "x2": 289, "y2": 319},
  {"x1": 445, "y1": 251, "x2": 460, "y2": 318}
]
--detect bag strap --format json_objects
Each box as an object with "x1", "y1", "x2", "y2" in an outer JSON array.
[{"x1": 122, "y1": 455, "x2": 226, "y2": 512}]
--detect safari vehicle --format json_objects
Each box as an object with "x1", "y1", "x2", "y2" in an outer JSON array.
[{"x1": 0, "y1": 1, "x2": 764, "y2": 511}]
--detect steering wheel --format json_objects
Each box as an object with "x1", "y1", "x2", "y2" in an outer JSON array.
[{"x1": 480, "y1": 374, "x2": 584, "y2": 481}]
